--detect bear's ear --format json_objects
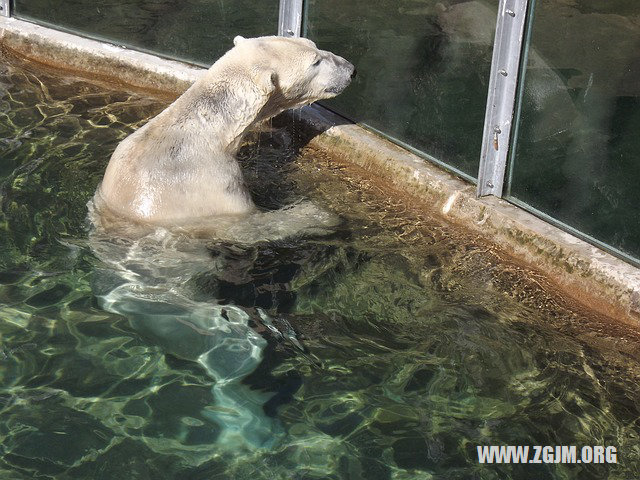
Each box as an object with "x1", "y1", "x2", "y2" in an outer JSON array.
[
  {"x1": 255, "y1": 70, "x2": 278, "y2": 95},
  {"x1": 233, "y1": 35, "x2": 246, "y2": 46}
]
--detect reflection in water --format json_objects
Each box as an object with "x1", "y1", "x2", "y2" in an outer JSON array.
[{"x1": 1, "y1": 55, "x2": 640, "y2": 479}]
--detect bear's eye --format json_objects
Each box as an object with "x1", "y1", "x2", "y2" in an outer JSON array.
[{"x1": 311, "y1": 58, "x2": 322, "y2": 67}]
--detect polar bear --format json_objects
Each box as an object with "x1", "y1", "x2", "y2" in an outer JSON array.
[
  {"x1": 93, "y1": 35, "x2": 355, "y2": 224},
  {"x1": 89, "y1": 36, "x2": 354, "y2": 451}
]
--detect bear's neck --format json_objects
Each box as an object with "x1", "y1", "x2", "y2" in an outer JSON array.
[{"x1": 175, "y1": 64, "x2": 277, "y2": 155}]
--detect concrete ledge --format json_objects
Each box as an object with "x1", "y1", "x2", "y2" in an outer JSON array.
[
  {"x1": 300, "y1": 106, "x2": 640, "y2": 324},
  {"x1": 1, "y1": 16, "x2": 639, "y2": 324},
  {"x1": 0, "y1": 17, "x2": 203, "y2": 96}
]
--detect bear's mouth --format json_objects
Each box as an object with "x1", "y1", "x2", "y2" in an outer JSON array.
[{"x1": 324, "y1": 84, "x2": 347, "y2": 95}]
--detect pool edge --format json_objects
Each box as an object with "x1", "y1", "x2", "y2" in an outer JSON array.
[
  {"x1": 0, "y1": 17, "x2": 202, "y2": 97},
  {"x1": 2, "y1": 17, "x2": 639, "y2": 326},
  {"x1": 297, "y1": 105, "x2": 640, "y2": 325}
]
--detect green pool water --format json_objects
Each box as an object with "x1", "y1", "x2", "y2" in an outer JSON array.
[{"x1": 1, "y1": 56, "x2": 640, "y2": 480}]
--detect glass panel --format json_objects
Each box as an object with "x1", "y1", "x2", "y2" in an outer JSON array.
[
  {"x1": 508, "y1": 0, "x2": 640, "y2": 263},
  {"x1": 13, "y1": 0, "x2": 279, "y2": 66},
  {"x1": 305, "y1": 0, "x2": 498, "y2": 179}
]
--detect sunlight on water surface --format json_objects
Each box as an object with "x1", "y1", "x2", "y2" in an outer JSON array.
[{"x1": 0, "y1": 56, "x2": 639, "y2": 479}]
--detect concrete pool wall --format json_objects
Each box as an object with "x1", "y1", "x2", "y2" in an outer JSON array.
[{"x1": 2, "y1": 16, "x2": 639, "y2": 326}]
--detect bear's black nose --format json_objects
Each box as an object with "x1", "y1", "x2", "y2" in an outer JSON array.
[{"x1": 351, "y1": 68, "x2": 357, "y2": 79}]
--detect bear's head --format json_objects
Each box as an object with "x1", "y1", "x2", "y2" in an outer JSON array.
[{"x1": 232, "y1": 35, "x2": 355, "y2": 116}]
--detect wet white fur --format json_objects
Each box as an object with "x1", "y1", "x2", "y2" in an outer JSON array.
[{"x1": 94, "y1": 35, "x2": 354, "y2": 224}]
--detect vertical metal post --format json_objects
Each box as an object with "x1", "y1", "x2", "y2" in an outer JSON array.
[
  {"x1": 278, "y1": 0, "x2": 303, "y2": 37},
  {"x1": 477, "y1": 0, "x2": 530, "y2": 197},
  {"x1": 0, "y1": 0, "x2": 10, "y2": 17}
]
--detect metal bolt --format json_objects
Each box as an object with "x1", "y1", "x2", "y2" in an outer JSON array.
[
  {"x1": 505, "y1": 9, "x2": 515, "y2": 17},
  {"x1": 286, "y1": 29, "x2": 295, "y2": 36},
  {"x1": 492, "y1": 126, "x2": 501, "y2": 151},
  {"x1": 486, "y1": 181, "x2": 494, "y2": 189},
  {"x1": 499, "y1": 69, "x2": 508, "y2": 77}
]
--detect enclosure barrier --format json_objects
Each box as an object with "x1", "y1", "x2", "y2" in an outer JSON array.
[
  {"x1": 477, "y1": 0, "x2": 528, "y2": 198},
  {"x1": 278, "y1": 0, "x2": 304, "y2": 37},
  {"x1": 4, "y1": 0, "x2": 640, "y2": 269}
]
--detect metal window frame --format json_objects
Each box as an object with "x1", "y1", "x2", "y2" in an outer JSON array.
[
  {"x1": 0, "y1": 0, "x2": 10, "y2": 18},
  {"x1": 278, "y1": 0, "x2": 303, "y2": 37},
  {"x1": 477, "y1": 0, "x2": 530, "y2": 197},
  {"x1": 6, "y1": 0, "x2": 527, "y2": 198}
]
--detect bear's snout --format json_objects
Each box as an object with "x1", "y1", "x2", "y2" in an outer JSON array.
[
  {"x1": 322, "y1": 56, "x2": 355, "y2": 96},
  {"x1": 340, "y1": 58, "x2": 356, "y2": 78}
]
